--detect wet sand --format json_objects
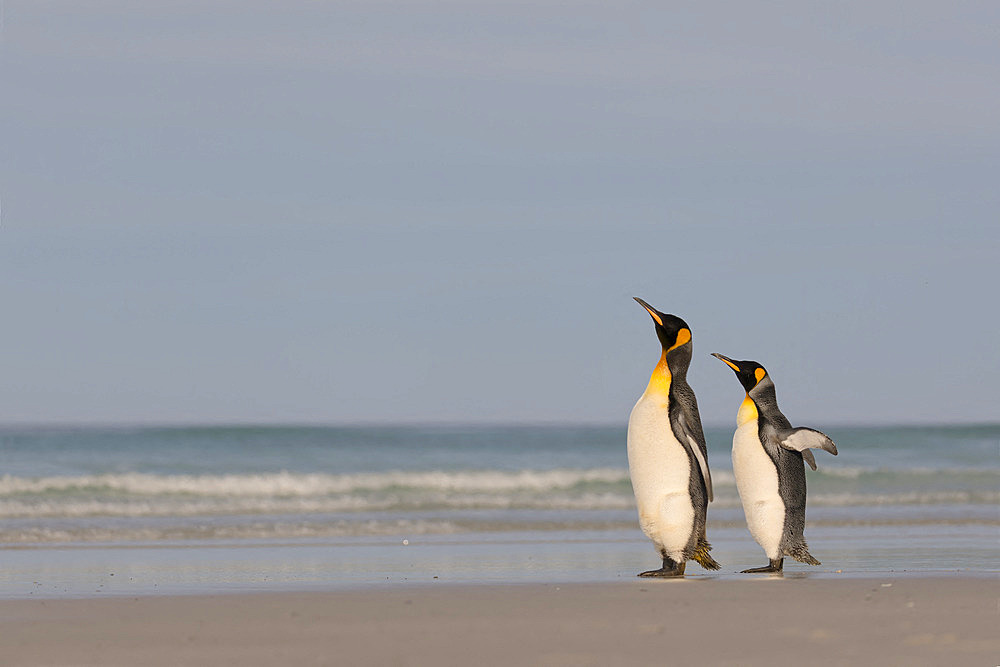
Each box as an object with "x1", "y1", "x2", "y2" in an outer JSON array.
[{"x1": 0, "y1": 576, "x2": 996, "y2": 666}]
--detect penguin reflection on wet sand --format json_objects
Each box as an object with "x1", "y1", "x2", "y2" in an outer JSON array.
[
  {"x1": 712, "y1": 353, "x2": 838, "y2": 573},
  {"x1": 626, "y1": 298, "x2": 719, "y2": 577}
]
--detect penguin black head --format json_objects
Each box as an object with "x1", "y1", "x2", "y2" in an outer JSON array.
[
  {"x1": 633, "y1": 297, "x2": 692, "y2": 353},
  {"x1": 711, "y1": 353, "x2": 768, "y2": 393}
]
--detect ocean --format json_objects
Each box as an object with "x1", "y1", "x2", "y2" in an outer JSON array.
[{"x1": 1, "y1": 424, "x2": 997, "y2": 597}]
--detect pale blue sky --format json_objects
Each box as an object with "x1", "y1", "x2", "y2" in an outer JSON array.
[{"x1": 1, "y1": 1, "x2": 997, "y2": 425}]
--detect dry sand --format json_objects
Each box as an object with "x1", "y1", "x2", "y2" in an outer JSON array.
[{"x1": 1, "y1": 576, "x2": 996, "y2": 666}]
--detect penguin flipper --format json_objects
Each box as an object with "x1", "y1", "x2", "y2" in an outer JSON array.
[
  {"x1": 685, "y1": 435, "x2": 713, "y2": 502},
  {"x1": 801, "y1": 449, "x2": 817, "y2": 471},
  {"x1": 778, "y1": 427, "x2": 838, "y2": 456},
  {"x1": 671, "y1": 407, "x2": 713, "y2": 501}
]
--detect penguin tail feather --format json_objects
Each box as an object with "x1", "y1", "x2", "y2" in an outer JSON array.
[
  {"x1": 692, "y1": 539, "x2": 721, "y2": 571},
  {"x1": 788, "y1": 543, "x2": 821, "y2": 566}
]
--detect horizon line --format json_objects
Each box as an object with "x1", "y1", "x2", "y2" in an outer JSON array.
[{"x1": 0, "y1": 419, "x2": 995, "y2": 430}]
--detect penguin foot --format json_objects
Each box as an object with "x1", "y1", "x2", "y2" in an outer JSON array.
[
  {"x1": 638, "y1": 567, "x2": 685, "y2": 578},
  {"x1": 740, "y1": 558, "x2": 783, "y2": 574},
  {"x1": 638, "y1": 558, "x2": 685, "y2": 577}
]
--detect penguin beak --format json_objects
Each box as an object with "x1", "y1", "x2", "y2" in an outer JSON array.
[
  {"x1": 633, "y1": 297, "x2": 663, "y2": 326},
  {"x1": 711, "y1": 352, "x2": 741, "y2": 373}
]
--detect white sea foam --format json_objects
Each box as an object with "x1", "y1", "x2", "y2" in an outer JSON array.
[
  {"x1": 0, "y1": 467, "x2": 994, "y2": 519},
  {"x1": 811, "y1": 490, "x2": 1000, "y2": 506},
  {"x1": 0, "y1": 469, "x2": 635, "y2": 496},
  {"x1": 0, "y1": 518, "x2": 467, "y2": 544}
]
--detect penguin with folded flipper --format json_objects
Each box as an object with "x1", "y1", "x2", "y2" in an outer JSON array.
[
  {"x1": 711, "y1": 353, "x2": 838, "y2": 573},
  {"x1": 626, "y1": 298, "x2": 719, "y2": 577}
]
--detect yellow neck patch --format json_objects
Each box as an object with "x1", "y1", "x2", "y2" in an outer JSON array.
[
  {"x1": 645, "y1": 350, "x2": 672, "y2": 396},
  {"x1": 644, "y1": 329, "x2": 689, "y2": 397},
  {"x1": 737, "y1": 394, "x2": 759, "y2": 426}
]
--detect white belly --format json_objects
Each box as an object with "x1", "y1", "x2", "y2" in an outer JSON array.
[
  {"x1": 627, "y1": 396, "x2": 695, "y2": 560},
  {"x1": 732, "y1": 420, "x2": 784, "y2": 559}
]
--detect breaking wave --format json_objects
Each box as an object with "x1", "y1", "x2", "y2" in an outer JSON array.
[{"x1": 0, "y1": 467, "x2": 996, "y2": 520}]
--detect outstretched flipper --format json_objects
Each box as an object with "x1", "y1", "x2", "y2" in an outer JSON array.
[
  {"x1": 778, "y1": 427, "x2": 837, "y2": 470},
  {"x1": 801, "y1": 449, "x2": 817, "y2": 471}
]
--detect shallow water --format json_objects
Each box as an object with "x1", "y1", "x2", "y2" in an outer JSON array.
[
  {"x1": 0, "y1": 424, "x2": 996, "y2": 597},
  {"x1": 1, "y1": 521, "x2": 995, "y2": 599}
]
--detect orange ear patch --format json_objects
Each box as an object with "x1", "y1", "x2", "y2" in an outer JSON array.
[
  {"x1": 668, "y1": 328, "x2": 691, "y2": 352},
  {"x1": 754, "y1": 367, "x2": 766, "y2": 383}
]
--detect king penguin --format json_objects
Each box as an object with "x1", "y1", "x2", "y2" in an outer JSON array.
[
  {"x1": 711, "y1": 353, "x2": 838, "y2": 573},
  {"x1": 626, "y1": 298, "x2": 719, "y2": 577}
]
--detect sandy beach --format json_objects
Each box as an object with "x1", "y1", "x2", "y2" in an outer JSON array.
[{"x1": 1, "y1": 576, "x2": 996, "y2": 666}]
